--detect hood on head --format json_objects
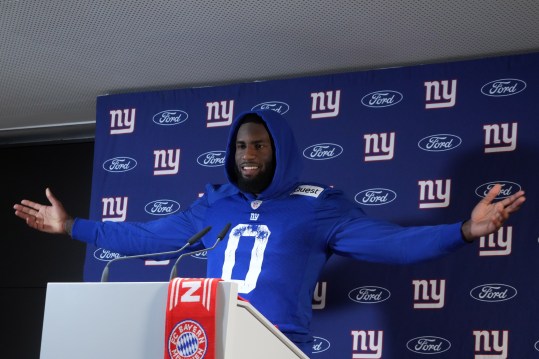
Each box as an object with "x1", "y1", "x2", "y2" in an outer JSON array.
[{"x1": 225, "y1": 109, "x2": 302, "y2": 198}]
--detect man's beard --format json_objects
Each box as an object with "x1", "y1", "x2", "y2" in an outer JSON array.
[{"x1": 235, "y1": 166, "x2": 274, "y2": 194}]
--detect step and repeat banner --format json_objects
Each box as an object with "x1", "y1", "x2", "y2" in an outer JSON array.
[{"x1": 84, "y1": 52, "x2": 538, "y2": 358}]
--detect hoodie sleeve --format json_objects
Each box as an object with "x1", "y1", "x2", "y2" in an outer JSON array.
[
  {"x1": 319, "y1": 189, "x2": 468, "y2": 264},
  {"x1": 71, "y1": 195, "x2": 210, "y2": 256}
]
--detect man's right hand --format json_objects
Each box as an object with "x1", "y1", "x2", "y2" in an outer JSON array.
[{"x1": 13, "y1": 188, "x2": 72, "y2": 235}]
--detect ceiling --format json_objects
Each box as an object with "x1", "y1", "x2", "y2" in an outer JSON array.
[{"x1": 2, "y1": 0, "x2": 539, "y2": 145}]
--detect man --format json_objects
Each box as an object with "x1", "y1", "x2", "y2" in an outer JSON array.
[{"x1": 14, "y1": 110, "x2": 526, "y2": 357}]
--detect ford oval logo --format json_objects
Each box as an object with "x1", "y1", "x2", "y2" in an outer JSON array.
[
  {"x1": 191, "y1": 251, "x2": 208, "y2": 260},
  {"x1": 144, "y1": 199, "x2": 181, "y2": 216},
  {"x1": 355, "y1": 188, "x2": 397, "y2": 206},
  {"x1": 102, "y1": 157, "x2": 137, "y2": 172},
  {"x1": 93, "y1": 248, "x2": 123, "y2": 262},
  {"x1": 197, "y1": 150, "x2": 226, "y2": 167},
  {"x1": 470, "y1": 283, "x2": 517, "y2": 302},
  {"x1": 312, "y1": 336, "x2": 331, "y2": 353},
  {"x1": 251, "y1": 101, "x2": 290, "y2": 114},
  {"x1": 348, "y1": 286, "x2": 391, "y2": 304},
  {"x1": 152, "y1": 110, "x2": 188, "y2": 125},
  {"x1": 481, "y1": 78, "x2": 526, "y2": 97},
  {"x1": 361, "y1": 90, "x2": 403, "y2": 108},
  {"x1": 303, "y1": 143, "x2": 343, "y2": 160},
  {"x1": 418, "y1": 134, "x2": 462, "y2": 152},
  {"x1": 475, "y1": 181, "x2": 521, "y2": 199},
  {"x1": 406, "y1": 336, "x2": 451, "y2": 354}
]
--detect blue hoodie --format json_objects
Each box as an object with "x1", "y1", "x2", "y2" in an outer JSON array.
[{"x1": 73, "y1": 109, "x2": 466, "y2": 356}]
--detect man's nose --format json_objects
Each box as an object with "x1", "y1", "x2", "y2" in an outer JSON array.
[{"x1": 242, "y1": 146, "x2": 256, "y2": 159}]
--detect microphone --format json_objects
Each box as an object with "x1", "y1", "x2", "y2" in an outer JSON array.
[
  {"x1": 100, "y1": 226, "x2": 212, "y2": 282},
  {"x1": 169, "y1": 222, "x2": 231, "y2": 280}
]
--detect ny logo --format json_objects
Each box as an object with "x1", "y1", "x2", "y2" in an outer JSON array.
[
  {"x1": 351, "y1": 330, "x2": 383, "y2": 358},
  {"x1": 310, "y1": 90, "x2": 341, "y2": 119},
  {"x1": 102, "y1": 197, "x2": 128, "y2": 222},
  {"x1": 109, "y1": 108, "x2": 136, "y2": 134},
  {"x1": 312, "y1": 281, "x2": 327, "y2": 310},
  {"x1": 483, "y1": 122, "x2": 518, "y2": 153},
  {"x1": 250, "y1": 213, "x2": 260, "y2": 221},
  {"x1": 206, "y1": 100, "x2": 234, "y2": 127},
  {"x1": 424, "y1": 80, "x2": 457, "y2": 109},
  {"x1": 412, "y1": 279, "x2": 446, "y2": 309},
  {"x1": 473, "y1": 330, "x2": 509, "y2": 359},
  {"x1": 153, "y1": 149, "x2": 180, "y2": 175},
  {"x1": 418, "y1": 179, "x2": 451, "y2": 208},
  {"x1": 479, "y1": 227, "x2": 512, "y2": 256},
  {"x1": 364, "y1": 132, "x2": 395, "y2": 161}
]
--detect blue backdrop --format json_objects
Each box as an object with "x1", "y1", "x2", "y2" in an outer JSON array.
[{"x1": 84, "y1": 52, "x2": 539, "y2": 358}]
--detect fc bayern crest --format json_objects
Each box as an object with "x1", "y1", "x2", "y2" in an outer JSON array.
[
  {"x1": 251, "y1": 200, "x2": 263, "y2": 210},
  {"x1": 168, "y1": 319, "x2": 208, "y2": 359}
]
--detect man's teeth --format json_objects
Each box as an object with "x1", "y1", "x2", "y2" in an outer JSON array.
[{"x1": 243, "y1": 166, "x2": 258, "y2": 170}]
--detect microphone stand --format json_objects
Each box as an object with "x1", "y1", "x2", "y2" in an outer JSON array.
[
  {"x1": 169, "y1": 223, "x2": 231, "y2": 280},
  {"x1": 100, "y1": 226, "x2": 212, "y2": 282}
]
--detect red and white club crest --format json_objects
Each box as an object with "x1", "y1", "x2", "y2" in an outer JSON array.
[{"x1": 168, "y1": 319, "x2": 208, "y2": 359}]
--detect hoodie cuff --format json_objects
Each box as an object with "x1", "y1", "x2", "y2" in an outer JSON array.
[
  {"x1": 460, "y1": 221, "x2": 474, "y2": 243},
  {"x1": 71, "y1": 218, "x2": 100, "y2": 245}
]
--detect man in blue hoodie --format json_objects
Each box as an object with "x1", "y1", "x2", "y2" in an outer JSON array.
[{"x1": 14, "y1": 110, "x2": 526, "y2": 357}]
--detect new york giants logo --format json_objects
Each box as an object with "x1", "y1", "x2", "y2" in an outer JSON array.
[
  {"x1": 424, "y1": 80, "x2": 457, "y2": 109},
  {"x1": 364, "y1": 132, "x2": 395, "y2": 161},
  {"x1": 109, "y1": 108, "x2": 136, "y2": 134},
  {"x1": 153, "y1": 149, "x2": 180, "y2": 175},
  {"x1": 413, "y1": 279, "x2": 446, "y2": 309},
  {"x1": 483, "y1": 122, "x2": 518, "y2": 153},
  {"x1": 473, "y1": 330, "x2": 509, "y2": 359},
  {"x1": 206, "y1": 100, "x2": 234, "y2": 127},
  {"x1": 101, "y1": 197, "x2": 128, "y2": 222},
  {"x1": 310, "y1": 90, "x2": 341, "y2": 119},
  {"x1": 312, "y1": 281, "x2": 327, "y2": 310},
  {"x1": 418, "y1": 179, "x2": 451, "y2": 208},
  {"x1": 479, "y1": 227, "x2": 512, "y2": 256},
  {"x1": 351, "y1": 330, "x2": 383, "y2": 358}
]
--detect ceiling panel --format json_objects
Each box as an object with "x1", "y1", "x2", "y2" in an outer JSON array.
[{"x1": 1, "y1": 0, "x2": 538, "y2": 144}]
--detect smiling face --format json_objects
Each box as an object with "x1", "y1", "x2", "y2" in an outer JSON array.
[{"x1": 234, "y1": 121, "x2": 275, "y2": 195}]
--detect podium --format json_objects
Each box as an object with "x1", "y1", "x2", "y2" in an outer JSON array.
[{"x1": 40, "y1": 281, "x2": 309, "y2": 359}]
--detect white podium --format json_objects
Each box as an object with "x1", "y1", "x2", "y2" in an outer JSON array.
[{"x1": 40, "y1": 281, "x2": 308, "y2": 359}]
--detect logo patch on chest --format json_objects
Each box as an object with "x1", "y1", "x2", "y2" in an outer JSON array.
[
  {"x1": 291, "y1": 185, "x2": 325, "y2": 197},
  {"x1": 251, "y1": 200, "x2": 263, "y2": 210},
  {"x1": 250, "y1": 213, "x2": 260, "y2": 221}
]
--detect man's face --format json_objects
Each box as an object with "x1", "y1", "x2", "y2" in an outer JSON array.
[{"x1": 234, "y1": 121, "x2": 275, "y2": 194}]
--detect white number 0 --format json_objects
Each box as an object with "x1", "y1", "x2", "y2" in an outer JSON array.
[{"x1": 221, "y1": 224, "x2": 270, "y2": 294}]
